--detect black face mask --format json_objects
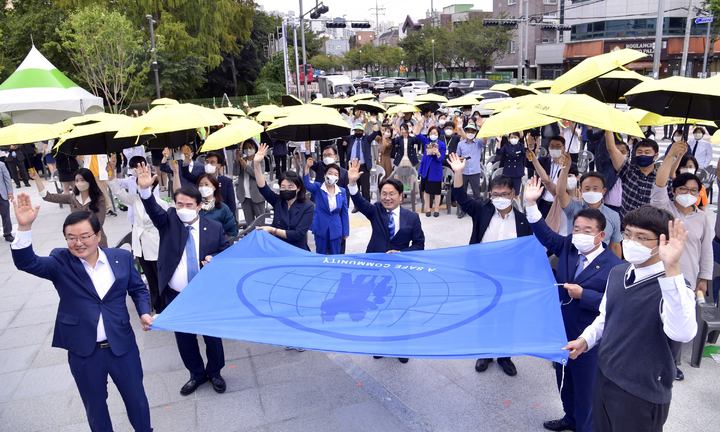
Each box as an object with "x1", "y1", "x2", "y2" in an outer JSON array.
[
  {"x1": 279, "y1": 190, "x2": 297, "y2": 201},
  {"x1": 354, "y1": 132, "x2": 364, "y2": 138}
]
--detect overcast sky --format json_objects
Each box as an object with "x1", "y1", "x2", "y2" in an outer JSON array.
[{"x1": 257, "y1": 0, "x2": 493, "y2": 26}]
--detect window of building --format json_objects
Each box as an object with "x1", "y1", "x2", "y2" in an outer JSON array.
[
  {"x1": 509, "y1": 40, "x2": 517, "y2": 53},
  {"x1": 543, "y1": 0, "x2": 558, "y2": 4},
  {"x1": 571, "y1": 17, "x2": 705, "y2": 41},
  {"x1": 508, "y1": 0, "x2": 517, "y2": 5}
]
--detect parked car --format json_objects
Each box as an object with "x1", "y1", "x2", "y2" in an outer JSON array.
[
  {"x1": 400, "y1": 81, "x2": 430, "y2": 97},
  {"x1": 428, "y1": 80, "x2": 459, "y2": 96},
  {"x1": 465, "y1": 90, "x2": 511, "y2": 116},
  {"x1": 446, "y1": 78, "x2": 495, "y2": 98},
  {"x1": 388, "y1": 77, "x2": 408, "y2": 93}
]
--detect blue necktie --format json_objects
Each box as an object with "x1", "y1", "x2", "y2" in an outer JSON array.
[
  {"x1": 353, "y1": 138, "x2": 363, "y2": 163},
  {"x1": 185, "y1": 225, "x2": 199, "y2": 282},
  {"x1": 387, "y1": 210, "x2": 395, "y2": 238},
  {"x1": 573, "y1": 254, "x2": 586, "y2": 280}
]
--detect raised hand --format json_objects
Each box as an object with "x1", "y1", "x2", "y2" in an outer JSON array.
[
  {"x1": 254, "y1": 143, "x2": 268, "y2": 164},
  {"x1": 658, "y1": 219, "x2": 687, "y2": 275},
  {"x1": 306, "y1": 157, "x2": 314, "y2": 171},
  {"x1": 523, "y1": 176, "x2": 544, "y2": 205},
  {"x1": 348, "y1": 159, "x2": 363, "y2": 185},
  {"x1": 559, "y1": 153, "x2": 572, "y2": 169},
  {"x1": 135, "y1": 162, "x2": 157, "y2": 190},
  {"x1": 668, "y1": 140, "x2": 688, "y2": 159},
  {"x1": 13, "y1": 193, "x2": 41, "y2": 229},
  {"x1": 448, "y1": 153, "x2": 465, "y2": 173}
]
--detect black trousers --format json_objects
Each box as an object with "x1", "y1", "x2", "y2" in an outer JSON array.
[
  {"x1": 358, "y1": 163, "x2": 371, "y2": 200},
  {"x1": 164, "y1": 288, "x2": 225, "y2": 380},
  {"x1": 5, "y1": 158, "x2": 28, "y2": 185},
  {"x1": 538, "y1": 198, "x2": 553, "y2": 218},
  {"x1": 137, "y1": 256, "x2": 160, "y2": 312},
  {"x1": 338, "y1": 143, "x2": 349, "y2": 168},
  {"x1": 593, "y1": 369, "x2": 670, "y2": 432},
  {"x1": 274, "y1": 155, "x2": 287, "y2": 178},
  {"x1": 68, "y1": 343, "x2": 152, "y2": 432},
  {"x1": 0, "y1": 198, "x2": 12, "y2": 237}
]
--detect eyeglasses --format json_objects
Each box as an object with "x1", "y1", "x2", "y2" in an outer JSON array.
[
  {"x1": 490, "y1": 192, "x2": 513, "y2": 199},
  {"x1": 676, "y1": 186, "x2": 699, "y2": 196},
  {"x1": 65, "y1": 233, "x2": 96, "y2": 244},
  {"x1": 621, "y1": 231, "x2": 658, "y2": 243},
  {"x1": 380, "y1": 192, "x2": 399, "y2": 198}
]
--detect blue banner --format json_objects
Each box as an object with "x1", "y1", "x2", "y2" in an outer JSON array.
[{"x1": 152, "y1": 231, "x2": 569, "y2": 363}]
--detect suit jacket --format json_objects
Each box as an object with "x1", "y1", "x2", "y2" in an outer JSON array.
[
  {"x1": 391, "y1": 136, "x2": 420, "y2": 166},
  {"x1": 346, "y1": 131, "x2": 380, "y2": 169},
  {"x1": 259, "y1": 184, "x2": 315, "y2": 250},
  {"x1": 350, "y1": 190, "x2": 424, "y2": 253},
  {"x1": 530, "y1": 217, "x2": 623, "y2": 340},
  {"x1": 180, "y1": 164, "x2": 237, "y2": 219},
  {"x1": 304, "y1": 176, "x2": 349, "y2": 240},
  {"x1": 11, "y1": 245, "x2": 150, "y2": 357},
  {"x1": 233, "y1": 160, "x2": 264, "y2": 203},
  {"x1": 453, "y1": 186, "x2": 532, "y2": 244},
  {"x1": 160, "y1": 160, "x2": 205, "y2": 187},
  {"x1": 310, "y1": 160, "x2": 349, "y2": 189},
  {"x1": 141, "y1": 194, "x2": 229, "y2": 294},
  {"x1": 0, "y1": 161, "x2": 12, "y2": 200}
]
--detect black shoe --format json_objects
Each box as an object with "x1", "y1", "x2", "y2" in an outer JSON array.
[
  {"x1": 497, "y1": 357, "x2": 517, "y2": 376},
  {"x1": 209, "y1": 375, "x2": 226, "y2": 393},
  {"x1": 373, "y1": 356, "x2": 383, "y2": 359},
  {"x1": 179, "y1": 377, "x2": 207, "y2": 396},
  {"x1": 433, "y1": 212, "x2": 439, "y2": 217},
  {"x1": 4, "y1": 235, "x2": 14, "y2": 242},
  {"x1": 475, "y1": 358, "x2": 492, "y2": 372},
  {"x1": 457, "y1": 210, "x2": 465, "y2": 219},
  {"x1": 425, "y1": 212, "x2": 431, "y2": 217},
  {"x1": 675, "y1": 367, "x2": 684, "y2": 381},
  {"x1": 107, "y1": 210, "x2": 117, "y2": 217},
  {"x1": 117, "y1": 203, "x2": 128, "y2": 211},
  {"x1": 543, "y1": 418, "x2": 576, "y2": 431},
  {"x1": 23, "y1": 182, "x2": 31, "y2": 187},
  {"x1": 398, "y1": 358, "x2": 409, "y2": 363},
  {"x1": 14, "y1": 184, "x2": 21, "y2": 189}
]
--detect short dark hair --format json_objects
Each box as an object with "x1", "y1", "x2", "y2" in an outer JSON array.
[
  {"x1": 615, "y1": 141, "x2": 630, "y2": 154},
  {"x1": 128, "y1": 156, "x2": 147, "y2": 168},
  {"x1": 549, "y1": 135, "x2": 566, "y2": 146},
  {"x1": 634, "y1": 139, "x2": 659, "y2": 155},
  {"x1": 622, "y1": 205, "x2": 673, "y2": 239},
  {"x1": 205, "y1": 151, "x2": 225, "y2": 166},
  {"x1": 279, "y1": 170, "x2": 307, "y2": 202},
  {"x1": 322, "y1": 145, "x2": 338, "y2": 156},
  {"x1": 63, "y1": 210, "x2": 101, "y2": 235},
  {"x1": 579, "y1": 171, "x2": 606, "y2": 188},
  {"x1": 197, "y1": 173, "x2": 223, "y2": 209},
  {"x1": 324, "y1": 163, "x2": 341, "y2": 176},
  {"x1": 677, "y1": 154, "x2": 699, "y2": 174},
  {"x1": 489, "y1": 176, "x2": 515, "y2": 192},
  {"x1": 671, "y1": 172, "x2": 702, "y2": 191},
  {"x1": 574, "y1": 208, "x2": 606, "y2": 231},
  {"x1": 693, "y1": 126, "x2": 705, "y2": 135},
  {"x1": 379, "y1": 178, "x2": 404, "y2": 194},
  {"x1": 174, "y1": 184, "x2": 202, "y2": 205}
]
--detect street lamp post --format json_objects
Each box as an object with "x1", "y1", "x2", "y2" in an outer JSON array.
[
  {"x1": 146, "y1": 14, "x2": 161, "y2": 99},
  {"x1": 431, "y1": 39, "x2": 436, "y2": 84}
]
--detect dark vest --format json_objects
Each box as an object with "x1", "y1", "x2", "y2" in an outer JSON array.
[{"x1": 598, "y1": 263, "x2": 679, "y2": 405}]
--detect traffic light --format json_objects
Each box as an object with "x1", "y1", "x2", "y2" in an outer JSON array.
[
  {"x1": 326, "y1": 22, "x2": 347, "y2": 28},
  {"x1": 483, "y1": 19, "x2": 519, "y2": 28},
  {"x1": 351, "y1": 22, "x2": 372, "y2": 29},
  {"x1": 524, "y1": 60, "x2": 530, "y2": 69},
  {"x1": 310, "y1": 3, "x2": 329, "y2": 19}
]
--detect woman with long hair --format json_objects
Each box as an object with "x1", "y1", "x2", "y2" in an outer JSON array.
[{"x1": 30, "y1": 167, "x2": 108, "y2": 247}]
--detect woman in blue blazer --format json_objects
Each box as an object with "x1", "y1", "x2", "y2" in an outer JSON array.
[
  {"x1": 418, "y1": 126, "x2": 447, "y2": 217},
  {"x1": 302, "y1": 157, "x2": 349, "y2": 254}
]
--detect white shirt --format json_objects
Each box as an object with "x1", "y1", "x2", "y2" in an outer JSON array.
[
  {"x1": 561, "y1": 125, "x2": 581, "y2": 154},
  {"x1": 688, "y1": 138, "x2": 713, "y2": 168},
  {"x1": 481, "y1": 208, "x2": 517, "y2": 243},
  {"x1": 321, "y1": 181, "x2": 338, "y2": 212},
  {"x1": 579, "y1": 261, "x2": 698, "y2": 349},
  {"x1": 11, "y1": 231, "x2": 115, "y2": 342},
  {"x1": 542, "y1": 161, "x2": 562, "y2": 202}
]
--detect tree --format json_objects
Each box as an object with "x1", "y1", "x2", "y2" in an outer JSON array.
[
  {"x1": 257, "y1": 52, "x2": 286, "y2": 90},
  {"x1": 309, "y1": 54, "x2": 342, "y2": 73},
  {"x1": 57, "y1": 5, "x2": 149, "y2": 111},
  {"x1": 460, "y1": 18, "x2": 512, "y2": 77}
]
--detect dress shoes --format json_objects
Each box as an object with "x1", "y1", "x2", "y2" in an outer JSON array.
[
  {"x1": 4, "y1": 235, "x2": 14, "y2": 242},
  {"x1": 475, "y1": 358, "x2": 492, "y2": 372},
  {"x1": 497, "y1": 357, "x2": 517, "y2": 376},
  {"x1": 675, "y1": 367, "x2": 684, "y2": 381},
  {"x1": 180, "y1": 377, "x2": 207, "y2": 396},
  {"x1": 209, "y1": 375, "x2": 227, "y2": 393},
  {"x1": 543, "y1": 418, "x2": 576, "y2": 431},
  {"x1": 398, "y1": 358, "x2": 409, "y2": 363}
]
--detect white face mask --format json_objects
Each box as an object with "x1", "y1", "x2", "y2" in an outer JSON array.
[
  {"x1": 491, "y1": 197, "x2": 512, "y2": 211},
  {"x1": 622, "y1": 239, "x2": 656, "y2": 266},
  {"x1": 549, "y1": 149, "x2": 563, "y2": 159},
  {"x1": 75, "y1": 181, "x2": 90, "y2": 192},
  {"x1": 176, "y1": 208, "x2": 198, "y2": 224},
  {"x1": 245, "y1": 149, "x2": 256, "y2": 157},
  {"x1": 694, "y1": 133, "x2": 703, "y2": 140},
  {"x1": 444, "y1": 129, "x2": 454, "y2": 136},
  {"x1": 508, "y1": 138, "x2": 519, "y2": 145},
  {"x1": 438, "y1": 120, "x2": 446, "y2": 127},
  {"x1": 325, "y1": 174, "x2": 339, "y2": 185},
  {"x1": 582, "y1": 191, "x2": 603, "y2": 204},
  {"x1": 428, "y1": 134, "x2": 438, "y2": 141},
  {"x1": 323, "y1": 156, "x2": 335, "y2": 165},
  {"x1": 672, "y1": 135, "x2": 682, "y2": 143},
  {"x1": 566, "y1": 176, "x2": 578, "y2": 190},
  {"x1": 571, "y1": 233, "x2": 599, "y2": 254},
  {"x1": 465, "y1": 133, "x2": 476, "y2": 140},
  {"x1": 675, "y1": 193, "x2": 696, "y2": 208},
  {"x1": 204, "y1": 164, "x2": 217, "y2": 174},
  {"x1": 679, "y1": 167, "x2": 696, "y2": 175},
  {"x1": 198, "y1": 186, "x2": 214, "y2": 198}
]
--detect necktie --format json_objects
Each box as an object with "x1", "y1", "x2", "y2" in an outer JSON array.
[
  {"x1": 185, "y1": 225, "x2": 199, "y2": 283},
  {"x1": 573, "y1": 254, "x2": 586, "y2": 280},
  {"x1": 387, "y1": 210, "x2": 395, "y2": 238},
  {"x1": 625, "y1": 269, "x2": 636, "y2": 285}
]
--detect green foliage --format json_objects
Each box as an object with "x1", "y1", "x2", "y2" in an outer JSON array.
[
  {"x1": 57, "y1": 4, "x2": 149, "y2": 111},
  {"x1": 257, "y1": 52, "x2": 287, "y2": 89},
  {"x1": 309, "y1": 54, "x2": 342, "y2": 72}
]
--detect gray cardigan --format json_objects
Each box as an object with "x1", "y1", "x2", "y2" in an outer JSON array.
[{"x1": 233, "y1": 160, "x2": 264, "y2": 203}]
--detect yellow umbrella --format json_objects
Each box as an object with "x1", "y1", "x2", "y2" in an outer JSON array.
[
  {"x1": 353, "y1": 100, "x2": 386, "y2": 114},
  {"x1": 477, "y1": 108, "x2": 558, "y2": 139},
  {"x1": 444, "y1": 95, "x2": 483, "y2": 108},
  {"x1": 115, "y1": 103, "x2": 227, "y2": 139},
  {"x1": 247, "y1": 104, "x2": 282, "y2": 117},
  {"x1": 414, "y1": 93, "x2": 449, "y2": 104},
  {"x1": 310, "y1": 98, "x2": 325, "y2": 105},
  {"x1": 59, "y1": 112, "x2": 122, "y2": 128},
  {"x1": 625, "y1": 75, "x2": 720, "y2": 121},
  {"x1": 350, "y1": 93, "x2": 376, "y2": 102},
  {"x1": 518, "y1": 94, "x2": 643, "y2": 137},
  {"x1": 711, "y1": 129, "x2": 720, "y2": 145},
  {"x1": 490, "y1": 83, "x2": 515, "y2": 92},
  {"x1": 0, "y1": 123, "x2": 67, "y2": 147},
  {"x1": 255, "y1": 111, "x2": 277, "y2": 124},
  {"x1": 529, "y1": 80, "x2": 553, "y2": 90},
  {"x1": 54, "y1": 114, "x2": 149, "y2": 155},
  {"x1": 199, "y1": 118, "x2": 264, "y2": 152},
  {"x1": 483, "y1": 94, "x2": 537, "y2": 112},
  {"x1": 150, "y1": 97, "x2": 179, "y2": 106},
  {"x1": 626, "y1": 109, "x2": 715, "y2": 127},
  {"x1": 216, "y1": 107, "x2": 247, "y2": 118},
  {"x1": 382, "y1": 95, "x2": 411, "y2": 105},
  {"x1": 550, "y1": 48, "x2": 648, "y2": 94},
  {"x1": 386, "y1": 104, "x2": 420, "y2": 116},
  {"x1": 265, "y1": 109, "x2": 351, "y2": 141},
  {"x1": 319, "y1": 98, "x2": 356, "y2": 109}
]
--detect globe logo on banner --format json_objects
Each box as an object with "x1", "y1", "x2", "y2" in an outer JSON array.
[{"x1": 236, "y1": 262, "x2": 503, "y2": 341}]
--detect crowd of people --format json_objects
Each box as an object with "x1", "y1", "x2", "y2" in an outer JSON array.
[{"x1": 2, "y1": 103, "x2": 716, "y2": 432}]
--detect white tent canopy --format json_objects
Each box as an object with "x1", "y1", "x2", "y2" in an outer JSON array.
[{"x1": 0, "y1": 46, "x2": 104, "y2": 123}]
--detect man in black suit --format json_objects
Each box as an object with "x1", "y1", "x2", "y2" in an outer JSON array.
[
  {"x1": 449, "y1": 153, "x2": 532, "y2": 377},
  {"x1": 179, "y1": 151, "x2": 238, "y2": 223},
  {"x1": 136, "y1": 163, "x2": 230, "y2": 396},
  {"x1": 304, "y1": 143, "x2": 349, "y2": 189},
  {"x1": 344, "y1": 123, "x2": 380, "y2": 200}
]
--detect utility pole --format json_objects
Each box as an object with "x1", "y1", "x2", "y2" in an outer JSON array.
[
  {"x1": 523, "y1": 0, "x2": 529, "y2": 82},
  {"x1": 293, "y1": 22, "x2": 301, "y2": 98},
  {"x1": 680, "y1": 0, "x2": 694, "y2": 76},
  {"x1": 371, "y1": 0, "x2": 386, "y2": 37},
  {"x1": 652, "y1": 0, "x2": 666, "y2": 78},
  {"x1": 299, "y1": 0, "x2": 308, "y2": 101},
  {"x1": 281, "y1": 21, "x2": 291, "y2": 94},
  {"x1": 702, "y1": 17, "x2": 713, "y2": 77},
  {"x1": 146, "y1": 14, "x2": 161, "y2": 99}
]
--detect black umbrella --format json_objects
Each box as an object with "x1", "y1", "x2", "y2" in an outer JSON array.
[
  {"x1": 576, "y1": 69, "x2": 650, "y2": 104},
  {"x1": 281, "y1": 94, "x2": 304, "y2": 106}
]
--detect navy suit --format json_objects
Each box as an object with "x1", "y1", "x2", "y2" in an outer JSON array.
[
  {"x1": 350, "y1": 190, "x2": 424, "y2": 253},
  {"x1": 180, "y1": 165, "x2": 238, "y2": 222},
  {"x1": 346, "y1": 131, "x2": 380, "y2": 199},
  {"x1": 304, "y1": 176, "x2": 349, "y2": 254},
  {"x1": 11, "y1": 244, "x2": 152, "y2": 431},
  {"x1": 141, "y1": 193, "x2": 230, "y2": 381},
  {"x1": 160, "y1": 160, "x2": 205, "y2": 187},
  {"x1": 531, "y1": 216, "x2": 623, "y2": 432}
]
